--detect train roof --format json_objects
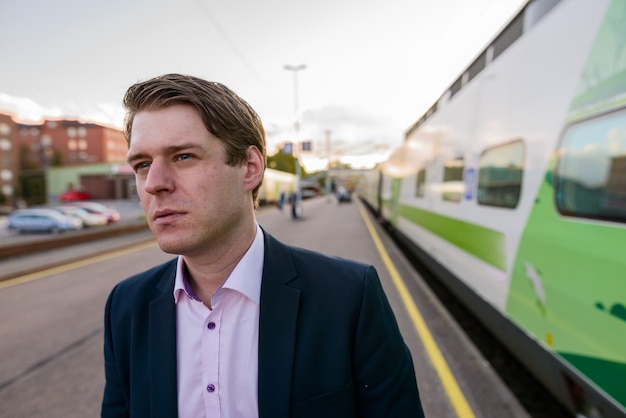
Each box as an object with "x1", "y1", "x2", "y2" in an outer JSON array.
[{"x1": 405, "y1": 0, "x2": 562, "y2": 139}]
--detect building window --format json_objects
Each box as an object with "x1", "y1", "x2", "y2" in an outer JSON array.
[
  {"x1": 555, "y1": 108, "x2": 626, "y2": 223},
  {"x1": 477, "y1": 140, "x2": 524, "y2": 208},
  {"x1": 0, "y1": 138, "x2": 11, "y2": 151},
  {"x1": 442, "y1": 157, "x2": 464, "y2": 202},
  {"x1": 0, "y1": 123, "x2": 10, "y2": 136}
]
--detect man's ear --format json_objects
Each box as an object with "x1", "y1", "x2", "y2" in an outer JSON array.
[{"x1": 243, "y1": 145, "x2": 265, "y2": 192}]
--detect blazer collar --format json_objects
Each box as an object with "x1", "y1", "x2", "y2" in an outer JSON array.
[
  {"x1": 258, "y1": 231, "x2": 300, "y2": 418},
  {"x1": 149, "y1": 259, "x2": 179, "y2": 418},
  {"x1": 143, "y1": 233, "x2": 301, "y2": 418}
]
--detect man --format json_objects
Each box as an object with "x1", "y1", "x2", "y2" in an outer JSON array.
[{"x1": 102, "y1": 73, "x2": 425, "y2": 418}]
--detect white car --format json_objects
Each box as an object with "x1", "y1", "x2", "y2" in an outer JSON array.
[
  {"x1": 54, "y1": 205, "x2": 108, "y2": 227},
  {"x1": 69, "y1": 202, "x2": 121, "y2": 223},
  {"x1": 8, "y1": 208, "x2": 84, "y2": 233}
]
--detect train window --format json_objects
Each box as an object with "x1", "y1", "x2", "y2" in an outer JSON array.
[
  {"x1": 555, "y1": 109, "x2": 626, "y2": 223},
  {"x1": 477, "y1": 140, "x2": 524, "y2": 208},
  {"x1": 449, "y1": 76, "x2": 463, "y2": 100},
  {"x1": 467, "y1": 50, "x2": 487, "y2": 83},
  {"x1": 525, "y1": 0, "x2": 561, "y2": 31},
  {"x1": 492, "y1": 12, "x2": 524, "y2": 61},
  {"x1": 442, "y1": 157, "x2": 464, "y2": 202},
  {"x1": 415, "y1": 168, "x2": 426, "y2": 198}
]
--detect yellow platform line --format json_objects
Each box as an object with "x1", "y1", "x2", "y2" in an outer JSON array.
[
  {"x1": 356, "y1": 199, "x2": 476, "y2": 418},
  {"x1": 0, "y1": 241, "x2": 157, "y2": 290}
]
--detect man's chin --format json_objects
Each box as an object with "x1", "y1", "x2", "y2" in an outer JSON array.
[{"x1": 154, "y1": 238, "x2": 187, "y2": 255}]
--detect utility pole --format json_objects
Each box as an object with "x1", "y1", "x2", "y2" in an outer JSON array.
[
  {"x1": 325, "y1": 129, "x2": 332, "y2": 201},
  {"x1": 284, "y1": 64, "x2": 306, "y2": 219}
]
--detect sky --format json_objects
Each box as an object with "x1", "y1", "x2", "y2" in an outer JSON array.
[{"x1": 0, "y1": 0, "x2": 526, "y2": 170}]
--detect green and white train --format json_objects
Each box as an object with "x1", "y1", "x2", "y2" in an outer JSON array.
[
  {"x1": 359, "y1": 0, "x2": 626, "y2": 416},
  {"x1": 257, "y1": 168, "x2": 296, "y2": 206}
]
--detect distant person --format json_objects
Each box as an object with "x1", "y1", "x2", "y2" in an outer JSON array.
[
  {"x1": 288, "y1": 191, "x2": 300, "y2": 219},
  {"x1": 277, "y1": 190, "x2": 285, "y2": 211},
  {"x1": 101, "y1": 73, "x2": 425, "y2": 418},
  {"x1": 337, "y1": 185, "x2": 350, "y2": 204},
  {"x1": 337, "y1": 185, "x2": 345, "y2": 199}
]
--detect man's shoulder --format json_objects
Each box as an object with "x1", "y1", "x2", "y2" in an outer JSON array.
[
  {"x1": 265, "y1": 231, "x2": 368, "y2": 269},
  {"x1": 264, "y1": 231, "x2": 374, "y2": 286},
  {"x1": 111, "y1": 257, "x2": 178, "y2": 296},
  {"x1": 290, "y1": 244, "x2": 369, "y2": 272}
]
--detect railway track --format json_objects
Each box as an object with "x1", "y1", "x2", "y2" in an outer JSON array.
[{"x1": 382, "y1": 223, "x2": 573, "y2": 418}]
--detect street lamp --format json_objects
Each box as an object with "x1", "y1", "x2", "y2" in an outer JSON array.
[
  {"x1": 284, "y1": 64, "x2": 306, "y2": 219},
  {"x1": 325, "y1": 129, "x2": 332, "y2": 201}
]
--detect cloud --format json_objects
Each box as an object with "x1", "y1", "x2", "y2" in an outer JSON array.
[
  {"x1": 302, "y1": 103, "x2": 403, "y2": 156},
  {"x1": 270, "y1": 103, "x2": 400, "y2": 170},
  {"x1": 0, "y1": 92, "x2": 124, "y2": 129},
  {"x1": 0, "y1": 92, "x2": 63, "y2": 123}
]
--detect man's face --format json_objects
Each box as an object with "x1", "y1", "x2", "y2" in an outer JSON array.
[{"x1": 127, "y1": 104, "x2": 251, "y2": 257}]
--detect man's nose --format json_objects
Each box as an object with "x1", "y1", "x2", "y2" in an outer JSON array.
[{"x1": 143, "y1": 161, "x2": 173, "y2": 194}]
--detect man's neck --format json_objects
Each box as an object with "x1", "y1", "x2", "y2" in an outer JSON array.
[{"x1": 182, "y1": 222, "x2": 257, "y2": 305}]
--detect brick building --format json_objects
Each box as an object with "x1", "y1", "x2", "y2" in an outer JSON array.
[
  {"x1": 0, "y1": 111, "x2": 133, "y2": 205},
  {"x1": 18, "y1": 118, "x2": 127, "y2": 168},
  {"x1": 0, "y1": 113, "x2": 20, "y2": 205}
]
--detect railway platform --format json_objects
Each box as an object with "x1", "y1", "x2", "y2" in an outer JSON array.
[
  {"x1": 1, "y1": 195, "x2": 532, "y2": 417},
  {"x1": 259, "y1": 195, "x2": 531, "y2": 418}
]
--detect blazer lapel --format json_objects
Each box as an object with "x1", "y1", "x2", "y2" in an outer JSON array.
[
  {"x1": 258, "y1": 232, "x2": 300, "y2": 418},
  {"x1": 149, "y1": 261, "x2": 178, "y2": 418}
]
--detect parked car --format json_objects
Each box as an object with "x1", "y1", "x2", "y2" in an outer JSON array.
[
  {"x1": 7, "y1": 208, "x2": 84, "y2": 233},
  {"x1": 59, "y1": 189, "x2": 90, "y2": 202},
  {"x1": 68, "y1": 201, "x2": 121, "y2": 223},
  {"x1": 53, "y1": 205, "x2": 109, "y2": 227}
]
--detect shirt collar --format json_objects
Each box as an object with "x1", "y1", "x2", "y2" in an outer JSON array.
[{"x1": 173, "y1": 223, "x2": 264, "y2": 305}]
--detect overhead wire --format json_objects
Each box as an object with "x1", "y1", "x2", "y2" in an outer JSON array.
[{"x1": 194, "y1": 0, "x2": 284, "y2": 111}]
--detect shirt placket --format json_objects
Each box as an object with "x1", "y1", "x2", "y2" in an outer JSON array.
[{"x1": 202, "y1": 299, "x2": 223, "y2": 416}]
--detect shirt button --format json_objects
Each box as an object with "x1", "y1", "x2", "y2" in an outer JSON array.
[
  {"x1": 207, "y1": 384, "x2": 215, "y2": 393},
  {"x1": 207, "y1": 322, "x2": 216, "y2": 330}
]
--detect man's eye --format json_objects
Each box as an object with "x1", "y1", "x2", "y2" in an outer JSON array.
[
  {"x1": 134, "y1": 162, "x2": 150, "y2": 171},
  {"x1": 178, "y1": 154, "x2": 192, "y2": 161}
]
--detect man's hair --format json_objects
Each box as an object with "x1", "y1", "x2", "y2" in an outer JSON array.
[{"x1": 123, "y1": 73, "x2": 266, "y2": 204}]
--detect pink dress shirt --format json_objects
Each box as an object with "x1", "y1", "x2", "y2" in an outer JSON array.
[{"x1": 174, "y1": 224, "x2": 264, "y2": 418}]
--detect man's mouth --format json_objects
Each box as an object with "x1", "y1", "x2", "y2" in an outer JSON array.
[{"x1": 152, "y1": 209, "x2": 185, "y2": 225}]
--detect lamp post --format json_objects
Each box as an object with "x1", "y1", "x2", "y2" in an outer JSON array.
[
  {"x1": 284, "y1": 64, "x2": 306, "y2": 219},
  {"x1": 325, "y1": 129, "x2": 332, "y2": 202}
]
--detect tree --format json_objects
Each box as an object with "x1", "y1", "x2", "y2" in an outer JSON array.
[{"x1": 267, "y1": 150, "x2": 307, "y2": 177}]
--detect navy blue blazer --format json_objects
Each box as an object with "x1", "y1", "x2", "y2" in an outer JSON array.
[{"x1": 102, "y1": 231, "x2": 424, "y2": 417}]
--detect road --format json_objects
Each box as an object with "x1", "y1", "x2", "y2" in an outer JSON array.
[{"x1": 0, "y1": 239, "x2": 171, "y2": 417}]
